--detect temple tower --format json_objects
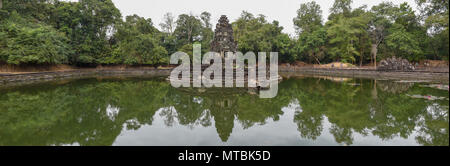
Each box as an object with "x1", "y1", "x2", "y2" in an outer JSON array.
[{"x1": 210, "y1": 15, "x2": 237, "y2": 57}]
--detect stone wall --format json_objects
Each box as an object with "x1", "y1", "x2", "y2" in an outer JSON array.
[
  {"x1": 2, "y1": 67, "x2": 448, "y2": 87},
  {"x1": 279, "y1": 67, "x2": 449, "y2": 81},
  {"x1": 0, "y1": 69, "x2": 171, "y2": 86}
]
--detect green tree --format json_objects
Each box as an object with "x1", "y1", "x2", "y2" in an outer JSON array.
[
  {"x1": 110, "y1": 15, "x2": 168, "y2": 65},
  {"x1": 274, "y1": 33, "x2": 296, "y2": 63},
  {"x1": 369, "y1": 2, "x2": 426, "y2": 62},
  {"x1": 159, "y1": 12, "x2": 175, "y2": 34},
  {"x1": 294, "y1": 1, "x2": 326, "y2": 64},
  {"x1": 326, "y1": 16, "x2": 359, "y2": 63},
  {"x1": 233, "y1": 13, "x2": 270, "y2": 53},
  {"x1": 329, "y1": 0, "x2": 352, "y2": 19},
  {"x1": 1, "y1": 0, "x2": 54, "y2": 22},
  {"x1": 72, "y1": 0, "x2": 121, "y2": 65},
  {"x1": 325, "y1": 1, "x2": 372, "y2": 64},
  {"x1": 159, "y1": 32, "x2": 177, "y2": 56},
  {"x1": 350, "y1": 6, "x2": 371, "y2": 66},
  {"x1": 233, "y1": 11, "x2": 294, "y2": 61},
  {"x1": 367, "y1": 2, "x2": 395, "y2": 67},
  {"x1": 174, "y1": 13, "x2": 202, "y2": 48},
  {"x1": 111, "y1": 34, "x2": 167, "y2": 65},
  {"x1": 159, "y1": 13, "x2": 178, "y2": 55},
  {"x1": 386, "y1": 23, "x2": 422, "y2": 61},
  {"x1": 173, "y1": 12, "x2": 213, "y2": 54},
  {"x1": 293, "y1": 1, "x2": 322, "y2": 35},
  {"x1": 416, "y1": 0, "x2": 449, "y2": 60},
  {"x1": 298, "y1": 27, "x2": 327, "y2": 64},
  {"x1": 199, "y1": 11, "x2": 214, "y2": 54}
]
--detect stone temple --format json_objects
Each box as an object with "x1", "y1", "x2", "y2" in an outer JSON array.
[{"x1": 210, "y1": 15, "x2": 237, "y2": 57}]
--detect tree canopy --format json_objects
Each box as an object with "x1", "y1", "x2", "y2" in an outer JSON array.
[{"x1": 0, "y1": 0, "x2": 448, "y2": 66}]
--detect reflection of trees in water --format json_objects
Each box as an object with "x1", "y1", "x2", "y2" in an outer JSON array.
[
  {"x1": 0, "y1": 79, "x2": 168, "y2": 145},
  {"x1": 280, "y1": 78, "x2": 373, "y2": 144},
  {"x1": 278, "y1": 77, "x2": 448, "y2": 145},
  {"x1": 329, "y1": 124, "x2": 354, "y2": 145},
  {"x1": 0, "y1": 77, "x2": 447, "y2": 145},
  {"x1": 159, "y1": 107, "x2": 177, "y2": 127},
  {"x1": 290, "y1": 99, "x2": 323, "y2": 140},
  {"x1": 370, "y1": 81, "x2": 448, "y2": 145},
  {"x1": 415, "y1": 104, "x2": 449, "y2": 146}
]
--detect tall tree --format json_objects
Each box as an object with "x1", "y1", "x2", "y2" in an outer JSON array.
[
  {"x1": 326, "y1": 16, "x2": 359, "y2": 63},
  {"x1": 416, "y1": 0, "x2": 449, "y2": 30},
  {"x1": 199, "y1": 11, "x2": 213, "y2": 53},
  {"x1": 351, "y1": 6, "x2": 371, "y2": 66},
  {"x1": 233, "y1": 13, "x2": 272, "y2": 53},
  {"x1": 200, "y1": 11, "x2": 212, "y2": 28},
  {"x1": 416, "y1": 0, "x2": 449, "y2": 60},
  {"x1": 368, "y1": 2, "x2": 395, "y2": 67},
  {"x1": 294, "y1": 1, "x2": 326, "y2": 64},
  {"x1": 385, "y1": 24, "x2": 422, "y2": 61},
  {"x1": 384, "y1": 3, "x2": 424, "y2": 61},
  {"x1": 233, "y1": 11, "x2": 254, "y2": 40},
  {"x1": 293, "y1": 1, "x2": 322, "y2": 35},
  {"x1": 68, "y1": 0, "x2": 122, "y2": 64},
  {"x1": 329, "y1": 0, "x2": 352, "y2": 19},
  {"x1": 174, "y1": 13, "x2": 202, "y2": 48},
  {"x1": 159, "y1": 12, "x2": 175, "y2": 34},
  {"x1": 232, "y1": 11, "x2": 294, "y2": 60}
]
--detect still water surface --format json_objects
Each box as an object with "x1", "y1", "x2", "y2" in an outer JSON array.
[{"x1": 0, "y1": 75, "x2": 448, "y2": 146}]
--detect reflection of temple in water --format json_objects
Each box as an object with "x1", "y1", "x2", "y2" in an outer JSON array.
[
  {"x1": 211, "y1": 104, "x2": 236, "y2": 142},
  {"x1": 174, "y1": 90, "x2": 239, "y2": 142},
  {"x1": 376, "y1": 80, "x2": 414, "y2": 93}
]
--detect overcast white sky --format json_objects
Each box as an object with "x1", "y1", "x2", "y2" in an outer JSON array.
[{"x1": 108, "y1": 0, "x2": 417, "y2": 36}]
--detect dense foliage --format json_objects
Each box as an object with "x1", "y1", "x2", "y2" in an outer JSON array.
[
  {"x1": 232, "y1": 11, "x2": 295, "y2": 62},
  {"x1": 0, "y1": 0, "x2": 448, "y2": 66},
  {"x1": 292, "y1": 0, "x2": 449, "y2": 65},
  {"x1": 0, "y1": 12, "x2": 71, "y2": 64}
]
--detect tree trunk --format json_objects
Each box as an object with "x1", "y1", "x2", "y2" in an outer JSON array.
[
  {"x1": 0, "y1": 0, "x2": 3, "y2": 9},
  {"x1": 188, "y1": 28, "x2": 192, "y2": 43},
  {"x1": 359, "y1": 54, "x2": 363, "y2": 67},
  {"x1": 359, "y1": 44, "x2": 364, "y2": 67},
  {"x1": 359, "y1": 35, "x2": 363, "y2": 67},
  {"x1": 371, "y1": 43, "x2": 378, "y2": 68},
  {"x1": 313, "y1": 52, "x2": 321, "y2": 64},
  {"x1": 430, "y1": 41, "x2": 439, "y2": 60}
]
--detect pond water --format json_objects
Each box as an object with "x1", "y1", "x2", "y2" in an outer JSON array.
[{"x1": 0, "y1": 75, "x2": 448, "y2": 146}]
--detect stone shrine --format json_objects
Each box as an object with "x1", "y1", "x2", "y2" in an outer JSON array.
[
  {"x1": 378, "y1": 56, "x2": 415, "y2": 71},
  {"x1": 210, "y1": 15, "x2": 237, "y2": 57}
]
